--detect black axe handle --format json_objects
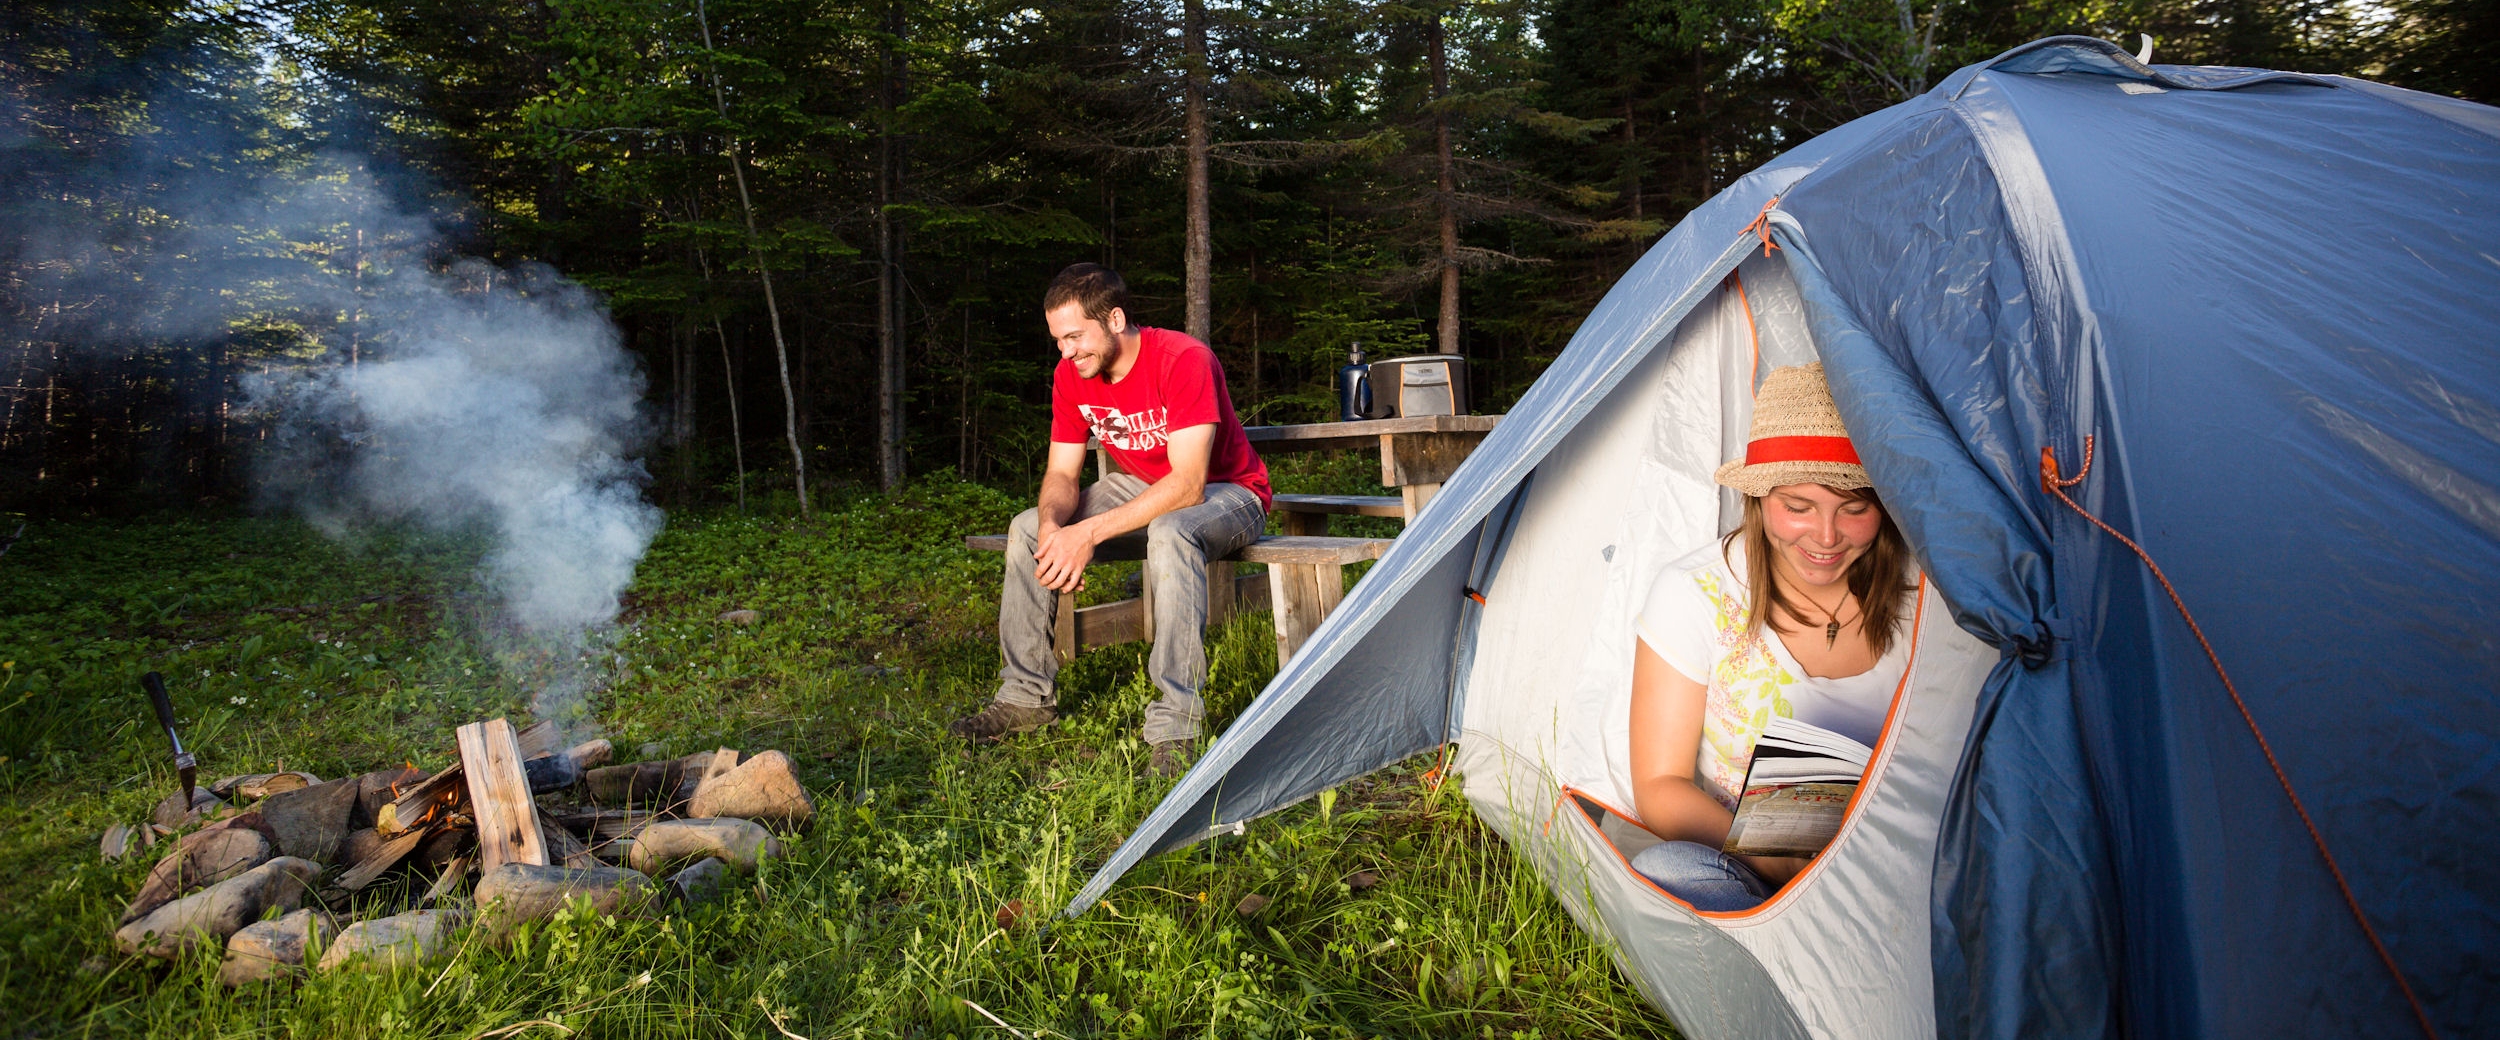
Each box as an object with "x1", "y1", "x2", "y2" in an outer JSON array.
[{"x1": 140, "y1": 671, "x2": 198, "y2": 804}]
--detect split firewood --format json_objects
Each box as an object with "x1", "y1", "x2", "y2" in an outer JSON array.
[
  {"x1": 335, "y1": 826, "x2": 430, "y2": 891},
  {"x1": 521, "y1": 752, "x2": 580, "y2": 793},
  {"x1": 456, "y1": 719, "x2": 547, "y2": 871},
  {"x1": 415, "y1": 825, "x2": 474, "y2": 870},
  {"x1": 584, "y1": 757, "x2": 706, "y2": 806},
  {"x1": 114, "y1": 856, "x2": 323, "y2": 958},
  {"x1": 687, "y1": 750, "x2": 816, "y2": 827},
  {"x1": 221, "y1": 907, "x2": 335, "y2": 986},
  {"x1": 564, "y1": 738, "x2": 613, "y2": 772},
  {"x1": 352, "y1": 766, "x2": 426, "y2": 828},
  {"x1": 537, "y1": 807, "x2": 598, "y2": 869},
  {"x1": 257, "y1": 776, "x2": 359, "y2": 863},
  {"x1": 620, "y1": 818, "x2": 781, "y2": 875},
  {"x1": 100, "y1": 823, "x2": 150, "y2": 861},
  {"x1": 317, "y1": 908, "x2": 466, "y2": 972},
  {"x1": 120, "y1": 818, "x2": 274, "y2": 925},
  {"x1": 512, "y1": 719, "x2": 562, "y2": 760},
  {"x1": 374, "y1": 763, "x2": 464, "y2": 838},
  {"x1": 673, "y1": 749, "x2": 741, "y2": 807},
  {"x1": 553, "y1": 809, "x2": 652, "y2": 843},
  {"x1": 473, "y1": 863, "x2": 656, "y2": 937},
  {"x1": 151, "y1": 787, "x2": 226, "y2": 830},
  {"x1": 210, "y1": 771, "x2": 323, "y2": 802},
  {"x1": 419, "y1": 853, "x2": 470, "y2": 909}
]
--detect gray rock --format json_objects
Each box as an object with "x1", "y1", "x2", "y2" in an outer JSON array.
[
  {"x1": 687, "y1": 750, "x2": 816, "y2": 828},
  {"x1": 318, "y1": 908, "x2": 466, "y2": 972},
  {"x1": 220, "y1": 908, "x2": 334, "y2": 986},
  {"x1": 620, "y1": 818, "x2": 781, "y2": 874},
  {"x1": 666, "y1": 857, "x2": 731, "y2": 905},
  {"x1": 114, "y1": 856, "x2": 323, "y2": 958},
  {"x1": 473, "y1": 863, "x2": 656, "y2": 937}
]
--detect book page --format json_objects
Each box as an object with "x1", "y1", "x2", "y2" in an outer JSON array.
[{"x1": 1720, "y1": 782, "x2": 1856, "y2": 858}]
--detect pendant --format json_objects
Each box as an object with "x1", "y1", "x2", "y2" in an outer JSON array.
[{"x1": 1825, "y1": 622, "x2": 1839, "y2": 648}]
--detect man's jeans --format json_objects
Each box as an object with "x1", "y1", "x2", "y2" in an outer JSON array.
[{"x1": 995, "y1": 473, "x2": 1267, "y2": 744}]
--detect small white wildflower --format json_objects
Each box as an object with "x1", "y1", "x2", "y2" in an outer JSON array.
[{"x1": 229, "y1": 696, "x2": 248, "y2": 706}]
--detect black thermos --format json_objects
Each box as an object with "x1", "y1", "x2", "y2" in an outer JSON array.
[{"x1": 1336, "y1": 343, "x2": 1371, "y2": 422}]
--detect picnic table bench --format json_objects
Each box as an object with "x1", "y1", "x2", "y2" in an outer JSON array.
[
  {"x1": 989, "y1": 413, "x2": 1500, "y2": 668},
  {"x1": 964, "y1": 533, "x2": 1391, "y2": 666}
]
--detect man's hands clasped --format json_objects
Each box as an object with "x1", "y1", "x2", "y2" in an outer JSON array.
[{"x1": 1033, "y1": 520, "x2": 1096, "y2": 592}]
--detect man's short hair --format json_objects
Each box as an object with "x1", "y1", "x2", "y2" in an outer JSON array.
[{"x1": 1043, "y1": 263, "x2": 1130, "y2": 326}]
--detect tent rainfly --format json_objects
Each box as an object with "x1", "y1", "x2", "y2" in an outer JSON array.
[{"x1": 1063, "y1": 36, "x2": 2500, "y2": 1040}]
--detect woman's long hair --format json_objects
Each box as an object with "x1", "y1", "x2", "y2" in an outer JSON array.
[{"x1": 1721, "y1": 486, "x2": 1915, "y2": 659}]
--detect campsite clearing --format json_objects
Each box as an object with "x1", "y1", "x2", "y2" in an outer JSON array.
[{"x1": 0, "y1": 461, "x2": 1672, "y2": 1038}]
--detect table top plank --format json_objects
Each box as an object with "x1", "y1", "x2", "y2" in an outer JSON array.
[
  {"x1": 966, "y1": 533, "x2": 1392, "y2": 566},
  {"x1": 1082, "y1": 413, "x2": 1501, "y2": 453},
  {"x1": 1269, "y1": 493, "x2": 1404, "y2": 517},
  {"x1": 1245, "y1": 414, "x2": 1500, "y2": 441}
]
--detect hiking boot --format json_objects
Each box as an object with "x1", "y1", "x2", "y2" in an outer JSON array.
[
  {"x1": 949, "y1": 701, "x2": 1056, "y2": 744},
  {"x1": 1148, "y1": 739, "x2": 1197, "y2": 779}
]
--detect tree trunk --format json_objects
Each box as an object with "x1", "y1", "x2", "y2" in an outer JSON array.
[
  {"x1": 696, "y1": 0, "x2": 809, "y2": 517},
  {"x1": 1183, "y1": 0, "x2": 1214, "y2": 345},
  {"x1": 877, "y1": 0, "x2": 908, "y2": 491},
  {"x1": 1430, "y1": 10, "x2": 1459, "y2": 356}
]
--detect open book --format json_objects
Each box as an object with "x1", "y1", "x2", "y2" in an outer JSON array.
[{"x1": 1719, "y1": 716, "x2": 1874, "y2": 858}]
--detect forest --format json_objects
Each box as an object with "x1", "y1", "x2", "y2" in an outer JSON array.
[{"x1": 6, "y1": 0, "x2": 2491, "y2": 510}]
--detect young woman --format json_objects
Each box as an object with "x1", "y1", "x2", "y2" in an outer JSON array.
[{"x1": 1627, "y1": 362, "x2": 1916, "y2": 911}]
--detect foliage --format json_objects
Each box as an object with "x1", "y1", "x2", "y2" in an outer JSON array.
[{"x1": 0, "y1": 474, "x2": 1667, "y2": 1037}]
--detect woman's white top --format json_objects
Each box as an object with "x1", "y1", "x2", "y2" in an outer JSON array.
[{"x1": 1635, "y1": 540, "x2": 1913, "y2": 810}]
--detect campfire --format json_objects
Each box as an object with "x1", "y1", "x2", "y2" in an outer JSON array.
[{"x1": 102, "y1": 714, "x2": 814, "y2": 984}]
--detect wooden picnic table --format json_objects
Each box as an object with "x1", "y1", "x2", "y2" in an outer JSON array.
[{"x1": 1091, "y1": 413, "x2": 1503, "y2": 519}]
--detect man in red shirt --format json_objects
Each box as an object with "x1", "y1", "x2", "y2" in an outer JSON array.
[{"x1": 951, "y1": 264, "x2": 1272, "y2": 776}]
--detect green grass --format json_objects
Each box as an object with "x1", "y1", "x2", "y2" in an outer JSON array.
[{"x1": 0, "y1": 459, "x2": 1672, "y2": 1039}]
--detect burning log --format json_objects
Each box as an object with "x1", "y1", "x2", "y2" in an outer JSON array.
[
  {"x1": 373, "y1": 764, "x2": 463, "y2": 838},
  {"x1": 353, "y1": 766, "x2": 426, "y2": 827},
  {"x1": 335, "y1": 826, "x2": 429, "y2": 891},
  {"x1": 456, "y1": 719, "x2": 548, "y2": 871}
]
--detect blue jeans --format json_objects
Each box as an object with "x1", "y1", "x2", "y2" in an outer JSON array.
[
  {"x1": 994, "y1": 473, "x2": 1268, "y2": 744},
  {"x1": 1631, "y1": 840, "x2": 1774, "y2": 912}
]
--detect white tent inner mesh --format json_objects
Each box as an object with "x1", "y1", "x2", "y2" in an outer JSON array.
[{"x1": 1454, "y1": 251, "x2": 1997, "y2": 1040}]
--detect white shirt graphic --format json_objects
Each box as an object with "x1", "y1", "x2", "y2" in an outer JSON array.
[{"x1": 1079, "y1": 404, "x2": 1170, "y2": 452}]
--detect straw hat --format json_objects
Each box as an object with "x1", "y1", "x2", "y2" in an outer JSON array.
[{"x1": 1712, "y1": 362, "x2": 1871, "y2": 497}]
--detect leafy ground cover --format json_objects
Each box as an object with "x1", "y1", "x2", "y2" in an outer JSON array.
[{"x1": 0, "y1": 458, "x2": 1673, "y2": 1039}]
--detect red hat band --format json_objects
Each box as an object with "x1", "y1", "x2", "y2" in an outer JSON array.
[{"x1": 1743, "y1": 435, "x2": 1861, "y2": 467}]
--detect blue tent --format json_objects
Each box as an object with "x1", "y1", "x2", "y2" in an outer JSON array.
[{"x1": 1067, "y1": 37, "x2": 2499, "y2": 1039}]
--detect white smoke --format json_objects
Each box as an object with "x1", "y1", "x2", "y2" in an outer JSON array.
[{"x1": 253, "y1": 256, "x2": 662, "y2": 637}]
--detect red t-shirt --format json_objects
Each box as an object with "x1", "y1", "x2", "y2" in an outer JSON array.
[{"x1": 1050, "y1": 327, "x2": 1272, "y2": 509}]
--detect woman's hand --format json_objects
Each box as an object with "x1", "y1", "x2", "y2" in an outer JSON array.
[{"x1": 1627, "y1": 641, "x2": 1742, "y2": 848}]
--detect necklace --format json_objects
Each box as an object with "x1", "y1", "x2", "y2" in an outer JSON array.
[{"x1": 1790, "y1": 583, "x2": 1858, "y2": 649}]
